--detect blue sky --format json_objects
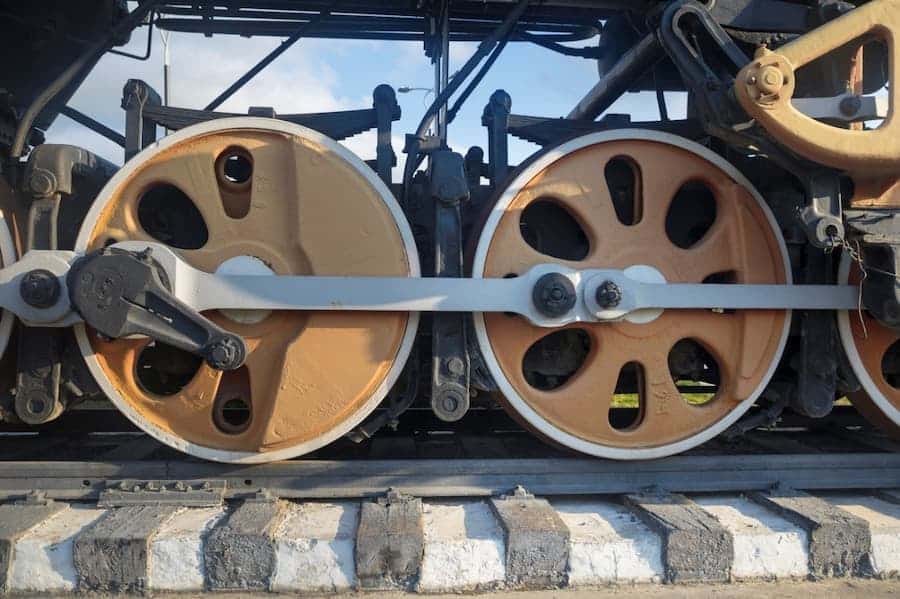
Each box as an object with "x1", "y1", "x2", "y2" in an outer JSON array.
[{"x1": 46, "y1": 23, "x2": 686, "y2": 180}]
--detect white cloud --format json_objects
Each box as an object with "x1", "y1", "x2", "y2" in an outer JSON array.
[
  {"x1": 449, "y1": 42, "x2": 478, "y2": 67},
  {"x1": 45, "y1": 33, "x2": 391, "y2": 168}
]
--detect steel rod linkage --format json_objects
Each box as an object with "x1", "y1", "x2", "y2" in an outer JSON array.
[{"x1": 0, "y1": 242, "x2": 861, "y2": 330}]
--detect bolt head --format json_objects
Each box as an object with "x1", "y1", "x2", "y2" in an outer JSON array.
[
  {"x1": 206, "y1": 336, "x2": 245, "y2": 370},
  {"x1": 447, "y1": 357, "x2": 465, "y2": 376},
  {"x1": 595, "y1": 280, "x2": 622, "y2": 309},
  {"x1": 756, "y1": 65, "x2": 785, "y2": 95},
  {"x1": 839, "y1": 95, "x2": 862, "y2": 117},
  {"x1": 532, "y1": 273, "x2": 576, "y2": 317},
  {"x1": 441, "y1": 394, "x2": 459, "y2": 413},
  {"x1": 28, "y1": 170, "x2": 55, "y2": 197},
  {"x1": 19, "y1": 269, "x2": 61, "y2": 309}
]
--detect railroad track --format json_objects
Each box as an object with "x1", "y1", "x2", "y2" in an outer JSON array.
[
  {"x1": 0, "y1": 421, "x2": 899, "y2": 594},
  {"x1": 1, "y1": 408, "x2": 899, "y2": 500}
]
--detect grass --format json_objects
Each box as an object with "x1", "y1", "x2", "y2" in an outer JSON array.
[{"x1": 610, "y1": 381, "x2": 717, "y2": 408}]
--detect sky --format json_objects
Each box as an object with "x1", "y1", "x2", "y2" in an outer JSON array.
[{"x1": 45, "y1": 16, "x2": 687, "y2": 181}]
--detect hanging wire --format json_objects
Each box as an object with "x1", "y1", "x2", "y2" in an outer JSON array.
[{"x1": 828, "y1": 233, "x2": 871, "y2": 338}]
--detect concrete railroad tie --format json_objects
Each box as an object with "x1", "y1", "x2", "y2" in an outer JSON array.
[{"x1": 1, "y1": 490, "x2": 899, "y2": 593}]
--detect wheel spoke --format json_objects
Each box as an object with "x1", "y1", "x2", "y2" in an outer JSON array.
[
  {"x1": 531, "y1": 330, "x2": 633, "y2": 437},
  {"x1": 481, "y1": 209, "x2": 576, "y2": 275},
  {"x1": 477, "y1": 135, "x2": 789, "y2": 456},
  {"x1": 78, "y1": 122, "x2": 416, "y2": 461},
  {"x1": 637, "y1": 362, "x2": 704, "y2": 438},
  {"x1": 673, "y1": 188, "x2": 744, "y2": 282},
  {"x1": 484, "y1": 316, "x2": 583, "y2": 376},
  {"x1": 632, "y1": 145, "x2": 726, "y2": 234}
]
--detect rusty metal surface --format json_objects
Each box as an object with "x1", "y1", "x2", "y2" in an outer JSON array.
[{"x1": 734, "y1": 0, "x2": 899, "y2": 202}]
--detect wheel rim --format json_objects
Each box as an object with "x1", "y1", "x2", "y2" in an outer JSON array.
[
  {"x1": 74, "y1": 118, "x2": 419, "y2": 463},
  {"x1": 472, "y1": 130, "x2": 791, "y2": 459},
  {"x1": 837, "y1": 253, "x2": 900, "y2": 433},
  {"x1": 0, "y1": 210, "x2": 16, "y2": 361}
]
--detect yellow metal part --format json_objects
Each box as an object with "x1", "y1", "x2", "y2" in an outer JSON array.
[{"x1": 734, "y1": 0, "x2": 899, "y2": 179}]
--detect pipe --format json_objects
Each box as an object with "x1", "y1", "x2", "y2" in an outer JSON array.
[
  {"x1": 567, "y1": 32, "x2": 662, "y2": 121},
  {"x1": 10, "y1": 1, "x2": 159, "y2": 159}
]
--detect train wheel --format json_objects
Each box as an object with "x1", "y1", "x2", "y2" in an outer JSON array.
[
  {"x1": 838, "y1": 254, "x2": 900, "y2": 437},
  {"x1": 0, "y1": 210, "x2": 15, "y2": 360},
  {"x1": 472, "y1": 130, "x2": 791, "y2": 459},
  {"x1": 74, "y1": 118, "x2": 419, "y2": 463}
]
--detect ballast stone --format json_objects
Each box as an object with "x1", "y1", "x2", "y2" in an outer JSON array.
[
  {"x1": 625, "y1": 492, "x2": 734, "y2": 583},
  {"x1": 73, "y1": 504, "x2": 180, "y2": 593},
  {"x1": 148, "y1": 506, "x2": 225, "y2": 591},
  {"x1": 490, "y1": 490, "x2": 569, "y2": 588},
  {"x1": 823, "y1": 494, "x2": 900, "y2": 577},
  {"x1": 694, "y1": 495, "x2": 809, "y2": 580},
  {"x1": 554, "y1": 499, "x2": 664, "y2": 585},
  {"x1": 271, "y1": 502, "x2": 358, "y2": 593},
  {"x1": 356, "y1": 492, "x2": 423, "y2": 589},
  {"x1": 204, "y1": 499, "x2": 286, "y2": 591},
  {"x1": 417, "y1": 502, "x2": 506, "y2": 592},
  {"x1": 751, "y1": 489, "x2": 873, "y2": 577},
  {"x1": 0, "y1": 499, "x2": 67, "y2": 592},
  {"x1": 7, "y1": 505, "x2": 105, "y2": 594}
]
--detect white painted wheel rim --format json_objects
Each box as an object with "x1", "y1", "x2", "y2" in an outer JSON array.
[
  {"x1": 74, "y1": 117, "x2": 420, "y2": 463},
  {"x1": 836, "y1": 252, "x2": 900, "y2": 426},
  {"x1": 0, "y1": 211, "x2": 17, "y2": 361},
  {"x1": 471, "y1": 129, "x2": 792, "y2": 460}
]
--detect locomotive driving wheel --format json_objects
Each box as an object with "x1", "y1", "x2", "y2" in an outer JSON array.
[
  {"x1": 74, "y1": 118, "x2": 418, "y2": 463},
  {"x1": 838, "y1": 256, "x2": 900, "y2": 437},
  {"x1": 472, "y1": 131, "x2": 791, "y2": 459}
]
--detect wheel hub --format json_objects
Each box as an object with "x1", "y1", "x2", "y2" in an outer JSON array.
[
  {"x1": 73, "y1": 118, "x2": 419, "y2": 463},
  {"x1": 472, "y1": 130, "x2": 791, "y2": 459}
]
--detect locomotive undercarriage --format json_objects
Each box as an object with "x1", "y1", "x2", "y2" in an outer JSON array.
[{"x1": 0, "y1": 0, "x2": 898, "y2": 463}]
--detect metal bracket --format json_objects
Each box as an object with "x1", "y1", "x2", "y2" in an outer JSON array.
[
  {"x1": 501, "y1": 485, "x2": 534, "y2": 501},
  {"x1": 373, "y1": 84, "x2": 399, "y2": 184},
  {"x1": 122, "y1": 79, "x2": 161, "y2": 161},
  {"x1": 376, "y1": 487, "x2": 412, "y2": 506},
  {"x1": 734, "y1": 0, "x2": 900, "y2": 177},
  {"x1": 16, "y1": 144, "x2": 116, "y2": 425},
  {"x1": 845, "y1": 208, "x2": 900, "y2": 330},
  {"x1": 794, "y1": 247, "x2": 839, "y2": 417},
  {"x1": 430, "y1": 150, "x2": 470, "y2": 422},
  {"x1": 659, "y1": 0, "x2": 750, "y2": 130},
  {"x1": 98, "y1": 480, "x2": 226, "y2": 507},
  {"x1": 67, "y1": 248, "x2": 247, "y2": 370},
  {"x1": 799, "y1": 170, "x2": 844, "y2": 248},
  {"x1": 482, "y1": 90, "x2": 511, "y2": 189},
  {"x1": 243, "y1": 488, "x2": 278, "y2": 503}
]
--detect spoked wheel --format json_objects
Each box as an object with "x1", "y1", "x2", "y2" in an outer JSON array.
[
  {"x1": 74, "y1": 118, "x2": 418, "y2": 463},
  {"x1": 0, "y1": 210, "x2": 15, "y2": 361},
  {"x1": 472, "y1": 130, "x2": 791, "y2": 459},
  {"x1": 838, "y1": 255, "x2": 900, "y2": 437}
]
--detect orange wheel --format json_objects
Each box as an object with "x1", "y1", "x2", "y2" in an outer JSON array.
[
  {"x1": 838, "y1": 255, "x2": 900, "y2": 437},
  {"x1": 472, "y1": 131, "x2": 791, "y2": 459},
  {"x1": 74, "y1": 118, "x2": 418, "y2": 463}
]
